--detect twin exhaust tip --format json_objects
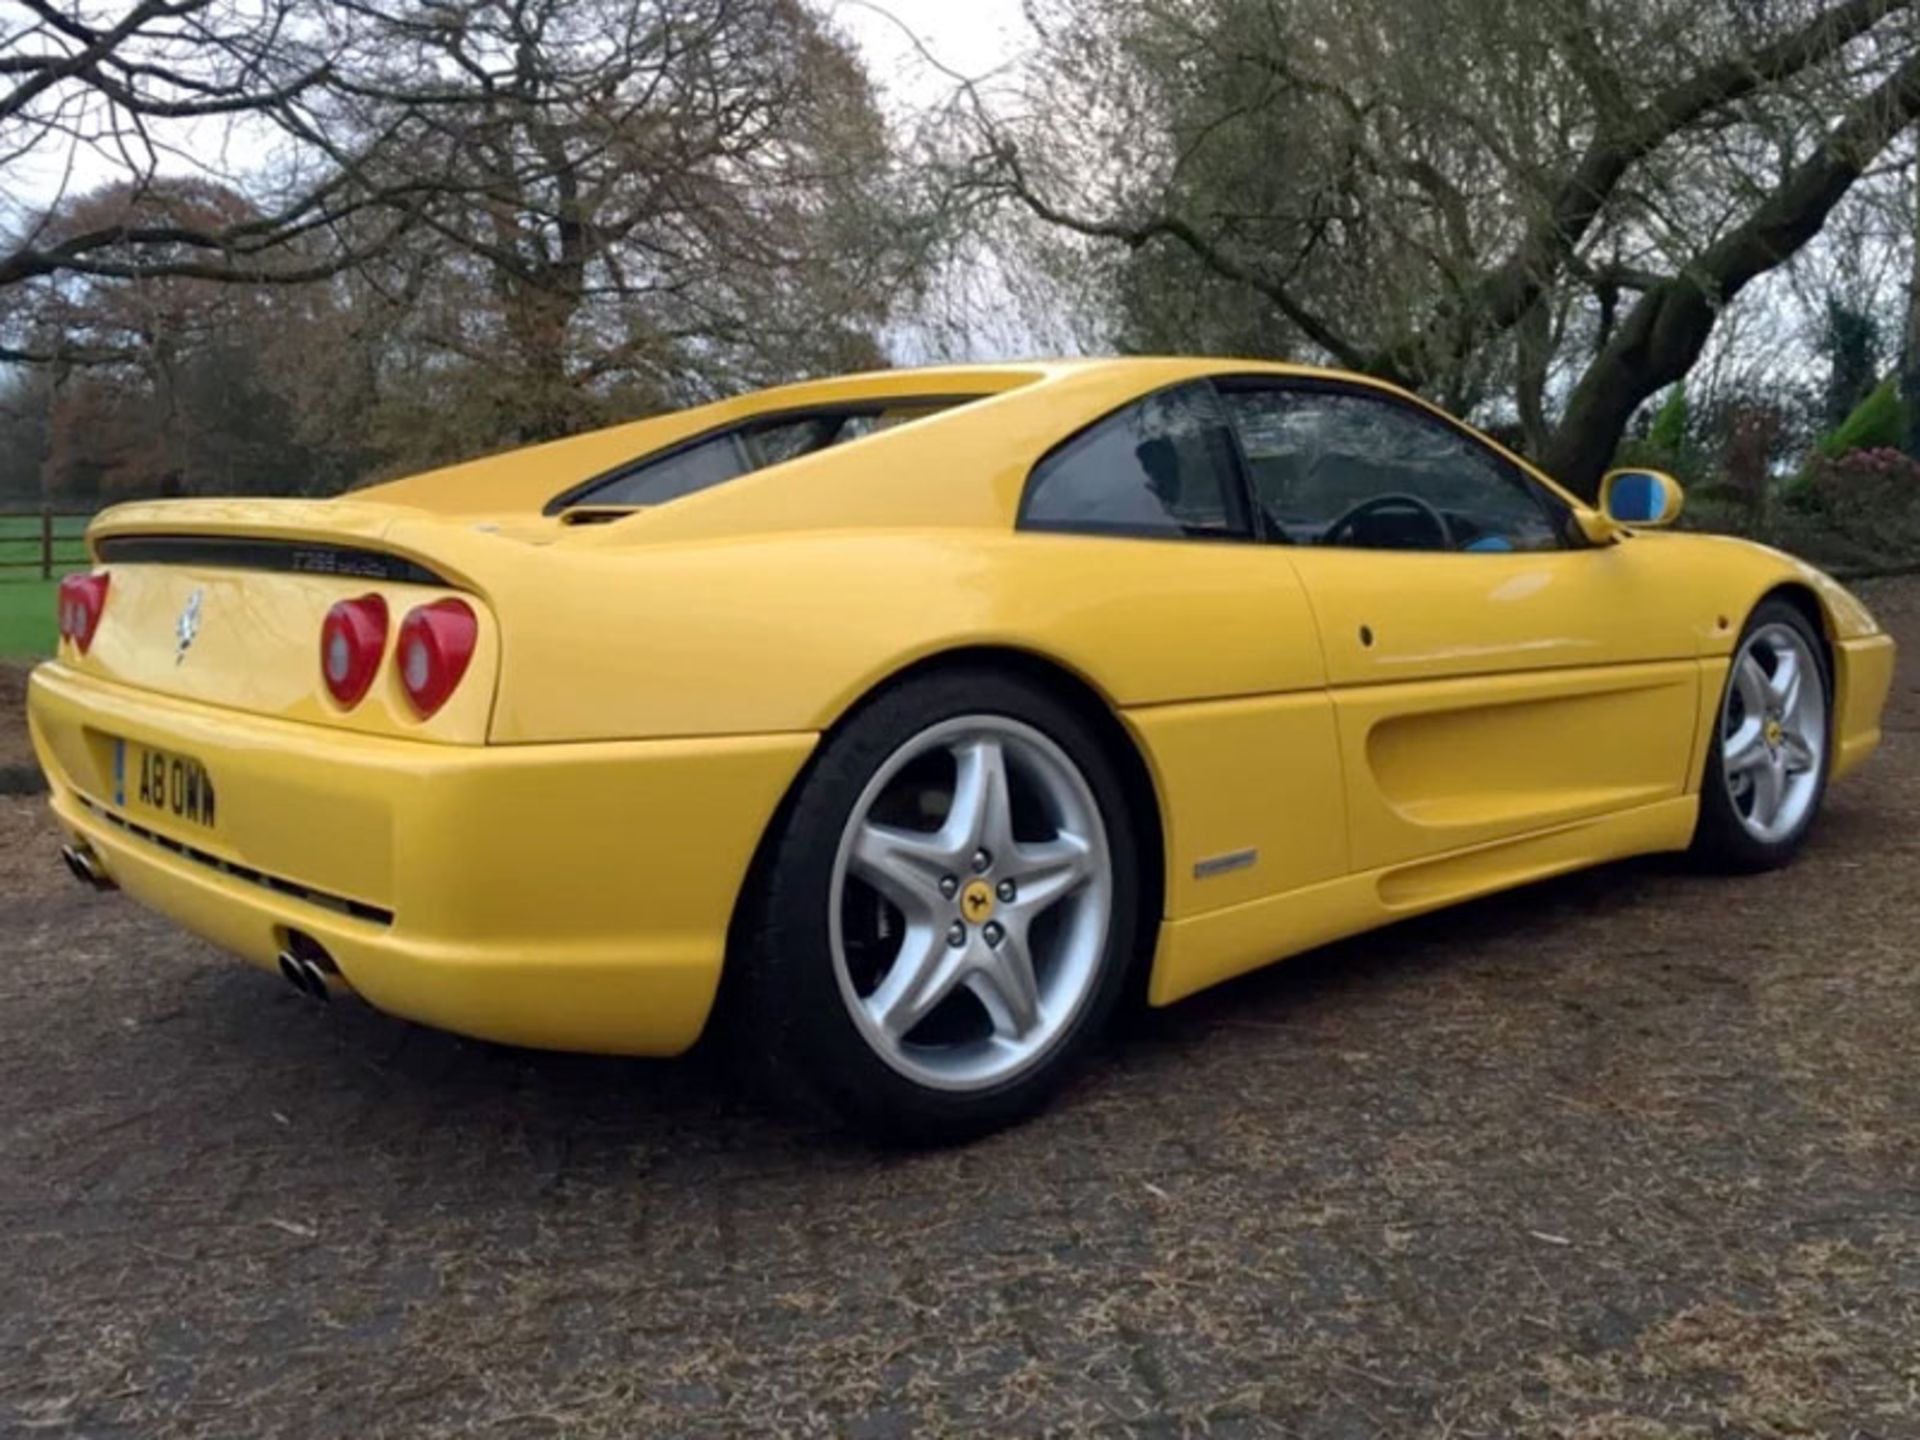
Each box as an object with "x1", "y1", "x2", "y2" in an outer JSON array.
[
  {"x1": 59, "y1": 844, "x2": 115, "y2": 892},
  {"x1": 277, "y1": 951, "x2": 332, "y2": 1002},
  {"x1": 58, "y1": 840, "x2": 339, "y2": 1003},
  {"x1": 278, "y1": 933, "x2": 338, "y2": 1002}
]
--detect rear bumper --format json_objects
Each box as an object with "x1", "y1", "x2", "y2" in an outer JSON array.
[
  {"x1": 28, "y1": 664, "x2": 814, "y2": 1054},
  {"x1": 1833, "y1": 633, "x2": 1897, "y2": 783}
]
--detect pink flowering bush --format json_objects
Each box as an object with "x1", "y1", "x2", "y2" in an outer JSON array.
[
  {"x1": 1825, "y1": 447, "x2": 1920, "y2": 481},
  {"x1": 1807, "y1": 446, "x2": 1920, "y2": 497},
  {"x1": 1796, "y1": 446, "x2": 1920, "y2": 561}
]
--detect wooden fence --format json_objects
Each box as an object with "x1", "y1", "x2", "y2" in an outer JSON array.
[{"x1": 0, "y1": 507, "x2": 92, "y2": 581}]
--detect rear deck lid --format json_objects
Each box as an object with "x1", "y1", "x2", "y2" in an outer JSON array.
[{"x1": 62, "y1": 499, "x2": 502, "y2": 744}]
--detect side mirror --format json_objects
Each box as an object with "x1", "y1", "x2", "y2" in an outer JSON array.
[{"x1": 1599, "y1": 468, "x2": 1685, "y2": 528}]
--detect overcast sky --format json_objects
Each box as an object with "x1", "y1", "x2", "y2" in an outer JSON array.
[{"x1": 831, "y1": 0, "x2": 1035, "y2": 113}]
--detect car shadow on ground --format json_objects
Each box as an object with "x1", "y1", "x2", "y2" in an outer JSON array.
[{"x1": 182, "y1": 838, "x2": 1717, "y2": 1177}]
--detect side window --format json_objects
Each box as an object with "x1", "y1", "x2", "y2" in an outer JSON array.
[
  {"x1": 1220, "y1": 386, "x2": 1566, "y2": 552},
  {"x1": 1021, "y1": 382, "x2": 1253, "y2": 541}
]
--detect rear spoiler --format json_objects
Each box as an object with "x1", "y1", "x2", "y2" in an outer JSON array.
[{"x1": 94, "y1": 534, "x2": 451, "y2": 587}]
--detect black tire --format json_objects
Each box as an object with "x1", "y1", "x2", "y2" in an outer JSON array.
[
  {"x1": 1691, "y1": 598, "x2": 1832, "y2": 871},
  {"x1": 730, "y1": 666, "x2": 1144, "y2": 1144}
]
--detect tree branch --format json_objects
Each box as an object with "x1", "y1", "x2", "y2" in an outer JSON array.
[
  {"x1": 1374, "y1": 0, "x2": 1916, "y2": 382},
  {"x1": 1544, "y1": 45, "x2": 1920, "y2": 494},
  {"x1": 983, "y1": 131, "x2": 1379, "y2": 373}
]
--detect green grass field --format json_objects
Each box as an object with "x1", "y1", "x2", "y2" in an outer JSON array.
[
  {"x1": 0, "y1": 578, "x2": 60, "y2": 659},
  {"x1": 0, "y1": 514, "x2": 92, "y2": 658}
]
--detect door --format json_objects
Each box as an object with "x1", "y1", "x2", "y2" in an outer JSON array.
[
  {"x1": 1015, "y1": 380, "x2": 1351, "y2": 914},
  {"x1": 1215, "y1": 378, "x2": 1703, "y2": 872}
]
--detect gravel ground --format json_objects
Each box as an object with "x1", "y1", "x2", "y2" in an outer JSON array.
[
  {"x1": 0, "y1": 663, "x2": 36, "y2": 787},
  {"x1": 2, "y1": 580, "x2": 1918, "y2": 1438}
]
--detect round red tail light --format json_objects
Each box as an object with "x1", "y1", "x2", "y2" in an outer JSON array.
[
  {"x1": 320, "y1": 594, "x2": 389, "y2": 707},
  {"x1": 396, "y1": 599, "x2": 478, "y2": 717},
  {"x1": 57, "y1": 572, "x2": 110, "y2": 654}
]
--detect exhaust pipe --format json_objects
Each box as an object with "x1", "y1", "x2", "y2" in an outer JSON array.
[
  {"x1": 277, "y1": 951, "x2": 310, "y2": 996},
  {"x1": 60, "y1": 843, "x2": 115, "y2": 892},
  {"x1": 277, "y1": 950, "x2": 331, "y2": 1001},
  {"x1": 276, "y1": 942, "x2": 334, "y2": 1002}
]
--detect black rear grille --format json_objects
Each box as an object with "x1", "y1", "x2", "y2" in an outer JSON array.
[{"x1": 75, "y1": 795, "x2": 395, "y2": 926}]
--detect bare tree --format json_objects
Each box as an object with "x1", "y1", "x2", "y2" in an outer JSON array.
[
  {"x1": 2, "y1": 0, "x2": 933, "y2": 485},
  {"x1": 0, "y1": 0, "x2": 431, "y2": 324},
  {"x1": 310, "y1": 0, "x2": 923, "y2": 442}
]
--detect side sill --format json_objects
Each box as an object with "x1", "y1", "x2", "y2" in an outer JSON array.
[{"x1": 1146, "y1": 795, "x2": 1699, "y2": 1006}]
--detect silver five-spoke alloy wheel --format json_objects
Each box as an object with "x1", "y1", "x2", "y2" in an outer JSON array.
[
  {"x1": 1721, "y1": 621, "x2": 1826, "y2": 843},
  {"x1": 829, "y1": 715, "x2": 1113, "y2": 1092}
]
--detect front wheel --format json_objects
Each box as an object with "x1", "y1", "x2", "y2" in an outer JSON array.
[
  {"x1": 733, "y1": 669, "x2": 1142, "y2": 1143},
  {"x1": 1692, "y1": 600, "x2": 1831, "y2": 870}
]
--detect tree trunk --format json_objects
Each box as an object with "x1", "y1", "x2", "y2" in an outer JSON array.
[
  {"x1": 1514, "y1": 295, "x2": 1552, "y2": 459},
  {"x1": 1905, "y1": 130, "x2": 1920, "y2": 458}
]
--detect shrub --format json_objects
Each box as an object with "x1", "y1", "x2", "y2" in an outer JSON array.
[
  {"x1": 1827, "y1": 446, "x2": 1920, "y2": 480},
  {"x1": 1649, "y1": 383, "x2": 1689, "y2": 455},
  {"x1": 1816, "y1": 376, "x2": 1908, "y2": 458},
  {"x1": 1721, "y1": 405, "x2": 1782, "y2": 512},
  {"x1": 1800, "y1": 445, "x2": 1920, "y2": 539}
]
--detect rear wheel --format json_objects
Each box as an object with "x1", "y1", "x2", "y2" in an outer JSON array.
[
  {"x1": 1692, "y1": 600, "x2": 1831, "y2": 870},
  {"x1": 734, "y1": 669, "x2": 1141, "y2": 1143}
]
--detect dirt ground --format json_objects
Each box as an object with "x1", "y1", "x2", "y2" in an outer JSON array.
[
  {"x1": 2, "y1": 581, "x2": 1918, "y2": 1439},
  {"x1": 0, "y1": 662, "x2": 33, "y2": 779}
]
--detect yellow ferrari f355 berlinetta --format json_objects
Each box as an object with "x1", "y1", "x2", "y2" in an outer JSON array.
[{"x1": 29, "y1": 358, "x2": 1897, "y2": 1139}]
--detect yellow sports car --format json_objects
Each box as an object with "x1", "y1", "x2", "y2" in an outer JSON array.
[{"x1": 29, "y1": 358, "x2": 1896, "y2": 1139}]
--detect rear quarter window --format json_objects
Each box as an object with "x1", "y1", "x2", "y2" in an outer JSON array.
[
  {"x1": 589, "y1": 433, "x2": 747, "y2": 506},
  {"x1": 548, "y1": 397, "x2": 975, "y2": 514},
  {"x1": 1020, "y1": 382, "x2": 1252, "y2": 541}
]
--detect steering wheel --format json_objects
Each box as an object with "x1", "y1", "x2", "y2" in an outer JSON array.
[{"x1": 1320, "y1": 492, "x2": 1455, "y2": 550}]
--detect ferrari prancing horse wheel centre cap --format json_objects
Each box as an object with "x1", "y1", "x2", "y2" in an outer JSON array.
[{"x1": 960, "y1": 879, "x2": 995, "y2": 923}]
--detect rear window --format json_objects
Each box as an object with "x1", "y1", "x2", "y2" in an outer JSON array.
[{"x1": 549, "y1": 399, "x2": 967, "y2": 512}]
